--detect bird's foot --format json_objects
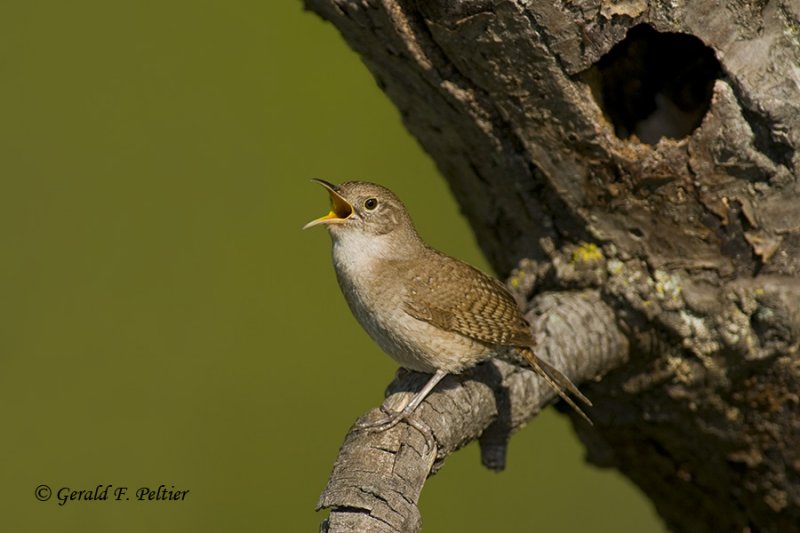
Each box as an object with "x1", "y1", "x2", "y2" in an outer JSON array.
[
  {"x1": 354, "y1": 406, "x2": 435, "y2": 454},
  {"x1": 354, "y1": 406, "x2": 405, "y2": 433}
]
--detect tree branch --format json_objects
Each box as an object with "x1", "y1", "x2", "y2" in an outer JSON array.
[
  {"x1": 318, "y1": 290, "x2": 628, "y2": 533},
  {"x1": 305, "y1": 0, "x2": 800, "y2": 529}
]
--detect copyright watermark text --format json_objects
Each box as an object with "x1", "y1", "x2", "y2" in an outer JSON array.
[{"x1": 35, "y1": 484, "x2": 190, "y2": 505}]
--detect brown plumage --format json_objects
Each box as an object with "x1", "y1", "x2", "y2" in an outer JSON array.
[
  {"x1": 401, "y1": 250, "x2": 592, "y2": 424},
  {"x1": 305, "y1": 180, "x2": 591, "y2": 432},
  {"x1": 402, "y1": 250, "x2": 533, "y2": 346}
]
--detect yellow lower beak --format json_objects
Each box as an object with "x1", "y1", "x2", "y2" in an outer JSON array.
[{"x1": 303, "y1": 179, "x2": 354, "y2": 229}]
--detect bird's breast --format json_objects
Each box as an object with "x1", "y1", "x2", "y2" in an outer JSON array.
[{"x1": 331, "y1": 244, "x2": 493, "y2": 373}]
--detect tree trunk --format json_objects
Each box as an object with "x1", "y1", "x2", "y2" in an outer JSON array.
[{"x1": 305, "y1": 1, "x2": 800, "y2": 531}]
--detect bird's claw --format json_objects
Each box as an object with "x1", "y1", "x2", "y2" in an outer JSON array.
[
  {"x1": 354, "y1": 407, "x2": 436, "y2": 454},
  {"x1": 404, "y1": 416, "x2": 435, "y2": 454},
  {"x1": 354, "y1": 406, "x2": 405, "y2": 433}
]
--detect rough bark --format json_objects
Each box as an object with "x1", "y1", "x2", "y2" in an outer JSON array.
[
  {"x1": 306, "y1": 1, "x2": 800, "y2": 531},
  {"x1": 319, "y1": 291, "x2": 627, "y2": 532}
]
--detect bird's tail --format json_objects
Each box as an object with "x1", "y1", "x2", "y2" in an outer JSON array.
[{"x1": 519, "y1": 347, "x2": 593, "y2": 425}]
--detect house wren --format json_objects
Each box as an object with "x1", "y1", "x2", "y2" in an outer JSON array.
[{"x1": 304, "y1": 180, "x2": 591, "y2": 432}]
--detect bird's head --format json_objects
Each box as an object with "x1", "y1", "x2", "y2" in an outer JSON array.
[{"x1": 303, "y1": 180, "x2": 419, "y2": 242}]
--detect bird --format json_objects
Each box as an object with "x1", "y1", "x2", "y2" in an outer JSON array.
[{"x1": 304, "y1": 179, "x2": 591, "y2": 435}]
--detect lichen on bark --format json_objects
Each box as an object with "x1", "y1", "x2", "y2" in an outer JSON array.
[{"x1": 306, "y1": 1, "x2": 800, "y2": 531}]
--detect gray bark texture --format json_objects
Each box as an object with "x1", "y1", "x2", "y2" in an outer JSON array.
[{"x1": 305, "y1": 1, "x2": 800, "y2": 532}]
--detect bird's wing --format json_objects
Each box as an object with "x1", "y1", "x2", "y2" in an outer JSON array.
[
  {"x1": 400, "y1": 251, "x2": 593, "y2": 422},
  {"x1": 400, "y1": 251, "x2": 533, "y2": 346}
]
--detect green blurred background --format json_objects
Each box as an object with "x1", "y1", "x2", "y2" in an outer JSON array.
[{"x1": 0, "y1": 1, "x2": 664, "y2": 531}]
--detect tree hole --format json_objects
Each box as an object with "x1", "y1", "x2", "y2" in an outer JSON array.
[
  {"x1": 586, "y1": 24, "x2": 722, "y2": 145},
  {"x1": 628, "y1": 227, "x2": 644, "y2": 239}
]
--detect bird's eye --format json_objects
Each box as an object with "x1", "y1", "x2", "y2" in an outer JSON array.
[{"x1": 364, "y1": 198, "x2": 378, "y2": 210}]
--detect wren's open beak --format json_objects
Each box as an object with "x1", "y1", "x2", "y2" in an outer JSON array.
[{"x1": 303, "y1": 179, "x2": 355, "y2": 229}]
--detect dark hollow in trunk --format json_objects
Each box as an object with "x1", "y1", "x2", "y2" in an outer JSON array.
[{"x1": 306, "y1": 2, "x2": 800, "y2": 531}]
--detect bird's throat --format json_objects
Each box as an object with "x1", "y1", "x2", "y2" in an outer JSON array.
[{"x1": 331, "y1": 228, "x2": 426, "y2": 284}]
